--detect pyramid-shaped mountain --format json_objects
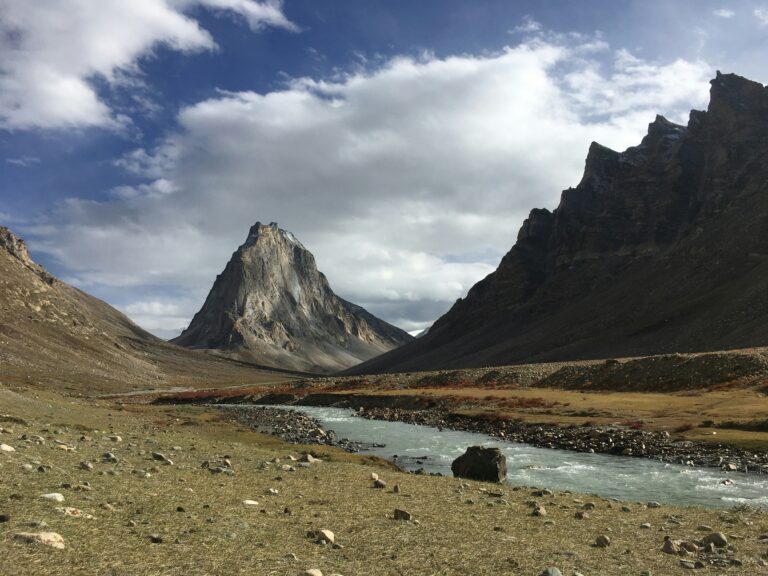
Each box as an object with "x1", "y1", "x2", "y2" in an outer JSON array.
[
  {"x1": 172, "y1": 222, "x2": 413, "y2": 372},
  {"x1": 352, "y1": 72, "x2": 768, "y2": 374}
]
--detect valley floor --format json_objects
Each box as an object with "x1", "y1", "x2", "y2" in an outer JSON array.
[{"x1": 2, "y1": 383, "x2": 768, "y2": 575}]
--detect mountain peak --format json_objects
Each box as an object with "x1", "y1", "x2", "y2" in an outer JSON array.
[
  {"x1": 173, "y1": 222, "x2": 412, "y2": 372},
  {"x1": 352, "y1": 71, "x2": 768, "y2": 374},
  {"x1": 242, "y1": 221, "x2": 304, "y2": 249}
]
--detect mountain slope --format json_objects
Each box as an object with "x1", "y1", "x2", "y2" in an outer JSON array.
[
  {"x1": 172, "y1": 222, "x2": 413, "y2": 372},
  {"x1": 0, "y1": 226, "x2": 295, "y2": 393},
  {"x1": 353, "y1": 72, "x2": 768, "y2": 374}
]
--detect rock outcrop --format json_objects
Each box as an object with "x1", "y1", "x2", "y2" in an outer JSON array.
[
  {"x1": 172, "y1": 222, "x2": 412, "y2": 373},
  {"x1": 352, "y1": 72, "x2": 768, "y2": 373}
]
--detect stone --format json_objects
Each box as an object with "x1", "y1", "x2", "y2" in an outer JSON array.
[
  {"x1": 662, "y1": 538, "x2": 679, "y2": 554},
  {"x1": 107, "y1": 435, "x2": 122, "y2": 442},
  {"x1": 151, "y1": 452, "x2": 173, "y2": 464},
  {"x1": 574, "y1": 511, "x2": 589, "y2": 519},
  {"x1": 13, "y1": 531, "x2": 65, "y2": 549},
  {"x1": 55, "y1": 507, "x2": 96, "y2": 519},
  {"x1": 540, "y1": 569, "x2": 562, "y2": 576},
  {"x1": 701, "y1": 532, "x2": 727, "y2": 547},
  {"x1": 595, "y1": 535, "x2": 611, "y2": 547},
  {"x1": 149, "y1": 534, "x2": 163, "y2": 544},
  {"x1": 80, "y1": 461, "x2": 94, "y2": 471},
  {"x1": 451, "y1": 446, "x2": 506, "y2": 483},
  {"x1": 393, "y1": 508, "x2": 413, "y2": 521},
  {"x1": 316, "y1": 529, "x2": 334, "y2": 544},
  {"x1": 243, "y1": 500, "x2": 259, "y2": 506},
  {"x1": 647, "y1": 501, "x2": 661, "y2": 508},
  {"x1": 300, "y1": 454, "x2": 321, "y2": 464},
  {"x1": 0, "y1": 443, "x2": 15, "y2": 452},
  {"x1": 40, "y1": 493, "x2": 65, "y2": 503},
  {"x1": 373, "y1": 478, "x2": 387, "y2": 489},
  {"x1": 640, "y1": 522, "x2": 652, "y2": 529},
  {"x1": 102, "y1": 452, "x2": 118, "y2": 463},
  {"x1": 0, "y1": 513, "x2": 10, "y2": 522},
  {"x1": 303, "y1": 571, "x2": 323, "y2": 576}
]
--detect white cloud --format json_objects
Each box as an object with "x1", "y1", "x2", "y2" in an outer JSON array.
[
  {"x1": 27, "y1": 35, "x2": 712, "y2": 334},
  {"x1": 756, "y1": 8, "x2": 768, "y2": 25},
  {"x1": 510, "y1": 15, "x2": 543, "y2": 34},
  {"x1": 5, "y1": 156, "x2": 41, "y2": 167},
  {"x1": 713, "y1": 9, "x2": 735, "y2": 18},
  {"x1": 0, "y1": 0, "x2": 294, "y2": 130}
]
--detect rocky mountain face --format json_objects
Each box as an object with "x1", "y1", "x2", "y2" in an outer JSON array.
[
  {"x1": 172, "y1": 222, "x2": 412, "y2": 372},
  {"x1": 0, "y1": 226, "x2": 289, "y2": 393},
  {"x1": 353, "y1": 72, "x2": 768, "y2": 374}
]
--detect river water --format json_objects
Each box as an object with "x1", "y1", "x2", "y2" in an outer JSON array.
[{"x1": 262, "y1": 405, "x2": 768, "y2": 509}]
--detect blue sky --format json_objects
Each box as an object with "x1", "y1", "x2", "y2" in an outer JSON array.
[{"x1": 1, "y1": 0, "x2": 767, "y2": 337}]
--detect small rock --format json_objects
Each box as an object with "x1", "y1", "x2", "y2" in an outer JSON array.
[
  {"x1": 55, "y1": 507, "x2": 96, "y2": 519},
  {"x1": 393, "y1": 508, "x2": 412, "y2": 521},
  {"x1": 107, "y1": 435, "x2": 122, "y2": 442},
  {"x1": 40, "y1": 493, "x2": 65, "y2": 503},
  {"x1": 574, "y1": 511, "x2": 589, "y2": 520},
  {"x1": 662, "y1": 538, "x2": 679, "y2": 554},
  {"x1": 647, "y1": 501, "x2": 661, "y2": 508},
  {"x1": 540, "y1": 569, "x2": 562, "y2": 576},
  {"x1": 79, "y1": 461, "x2": 94, "y2": 471},
  {"x1": 373, "y1": 478, "x2": 387, "y2": 489},
  {"x1": 370, "y1": 472, "x2": 379, "y2": 481},
  {"x1": 0, "y1": 443, "x2": 16, "y2": 452},
  {"x1": 640, "y1": 523, "x2": 651, "y2": 529},
  {"x1": 595, "y1": 535, "x2": 611, "y2": 547},
  {"x1": 701, "y1": 532, "x2": 727, "y2": 547},
  {"x1": 151, "y1": 452, "x2": 173, "y2": 465},
  {"x1": 149, "y1": 534, "x2": 163, "y2": 544},
  {"x1": 267, "y1": 488, "x2": 279, "y2": 495},
  {"x1": 303, "y1": 570, "x2": 323, "y2": 576},
  {"x1": 0, "y1": 513, "x2": 10, "y2": 522},
  {"x1": 12, "y1": 532, "x2": 65, "y2": 549},
  {"x1": 243, "y1": 500, "x2": 259, "y2": 506},
  {"x1": 316, "y1": 529, "x2": 334, "y2": 544}
]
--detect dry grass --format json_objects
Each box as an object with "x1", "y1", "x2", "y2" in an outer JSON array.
[{"x1": 1, "y1": 386, "x2": 768, "y2": 575}]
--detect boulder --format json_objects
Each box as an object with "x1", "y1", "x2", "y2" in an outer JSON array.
[{"x1": 451, "y1": 446, "x2": 506, "y2": 483}]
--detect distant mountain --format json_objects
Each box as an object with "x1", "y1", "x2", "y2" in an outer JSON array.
[
  {"x1": 172, "y1": 222, "x2": 413, "y2": 372},
  {"x1": 0, "y1": 226, "x2": 285, "y2": 393},
  {"x1": 351, "y1": 72, "x2": 768, "y2": 374}
]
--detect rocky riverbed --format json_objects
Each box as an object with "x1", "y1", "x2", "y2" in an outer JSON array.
[
  {"x1": 222, "y1": 406, "x2": 385, "y2": 453},
  {"x1": 356, "y1": 406, "x2": 768, "y2": 474},
  {"x1": 220, "y1": 403, "x2": 768, "y2": 475}
]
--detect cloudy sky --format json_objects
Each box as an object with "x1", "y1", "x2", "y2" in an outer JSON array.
[{"x1": 2, "y1": 1, "x2": 767, "y2": 338}]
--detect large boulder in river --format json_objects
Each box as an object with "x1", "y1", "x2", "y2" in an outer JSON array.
[{"x1": 451, "y1": 446, "x2": 507, "y2": 483}]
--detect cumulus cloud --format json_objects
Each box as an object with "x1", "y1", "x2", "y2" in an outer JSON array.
[
  {"x1": 756, "y1": 8, "x2": 768, "y2": 25},
  {"x1": 0, "y1": 0, "x2": 294, "y2": 130},
  {"x1": 28, "y1": 34, "x2": 712, "y2": 336}
]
